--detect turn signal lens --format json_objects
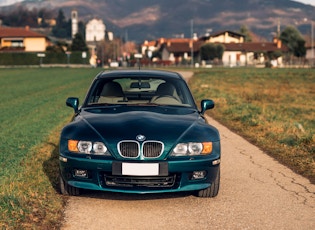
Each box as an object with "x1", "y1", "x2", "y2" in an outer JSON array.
[
  {"x1": 68, "y1": 140, "x2": 79, "y2": 152},
  {"x1": 201, "y1": 142, "x2": 213, "y2": 154}
]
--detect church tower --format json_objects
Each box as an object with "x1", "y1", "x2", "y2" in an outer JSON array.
[{"x1": 71, "y1": 10, "x2": 78, "y2": 38}]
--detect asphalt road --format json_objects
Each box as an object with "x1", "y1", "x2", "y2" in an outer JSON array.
[{"x1": 61, "y1": 72, "x2": 315, "y2": 230}]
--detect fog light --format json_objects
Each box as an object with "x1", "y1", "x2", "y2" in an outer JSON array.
[
  {"x1": 191, "y1": 171, "x2": 206, "y2": 180},
  {"x1": 212, "y1": 159, "x2": 221, "y2": 165},
  {"x1": 74, "y1": 169, "x2": 88, "y2": 178}
]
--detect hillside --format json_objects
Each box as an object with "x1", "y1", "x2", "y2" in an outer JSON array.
[{"x1": 0, "y1": 0, "x2": 314, "y2": 42}]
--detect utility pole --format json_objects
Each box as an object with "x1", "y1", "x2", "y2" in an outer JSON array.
[
  {"x1": 312, "y1": 21, "x2": 314, "y2": 67},
  {"x1": 191, "y1": 19, "x2": 194, "y2": 67}
]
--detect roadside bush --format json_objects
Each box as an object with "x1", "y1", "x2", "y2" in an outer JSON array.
[{"x1": 0, "y1": 52, "x2": 90, "y2": 65}]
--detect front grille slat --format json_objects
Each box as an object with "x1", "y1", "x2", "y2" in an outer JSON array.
[
  {"x1": 143, "y1": 141, "x2": 163, "y2": 158},
  {"x1": 118, "y1": 141, "x2": 164, "y2": 158},
  {"x1": 118, "y1": 141, "x2": 139, "y2": 158},
  {"x1": 104, "y1": 174, "x2": 176, "y2": 188}
]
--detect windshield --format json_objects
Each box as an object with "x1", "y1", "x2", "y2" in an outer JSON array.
[{"x1": 84, "y1": 77, "x2": 196, "y2": 108}]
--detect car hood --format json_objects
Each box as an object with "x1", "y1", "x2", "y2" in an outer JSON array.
[{"x1": 61, "y1": 107, "x2": 220, "y2": 157}]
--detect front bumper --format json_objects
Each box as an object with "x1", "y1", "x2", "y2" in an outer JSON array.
[{"x1": 59, "y1": 155, "x2": 220, "y2": 194}]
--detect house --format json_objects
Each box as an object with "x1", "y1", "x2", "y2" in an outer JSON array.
[
  {"x1": 141, "y1": 38, "x2": 203, "y2": 64},
  {"x1": 305, "y1": 41, "x2": 315, "y2": 66},
  {"x1": 141, "y1": 29, "x2": 289, "y2": 67},
  {"x1": 221, "y1": 39, "x2": 289, "y2": 67},
  {"x1": 141, "y1": 40, "x2": 158, "y2": 58},
  {"x1": 159, "y1": 38, "x2": 204, "y2": 64},
  {"x1": 140, "y1": 31, "x2": 247, "y2": 64},
  {"x1": 0, "y1": 26, "x2": 49, "y2": 52},
  {"x1": 201, "y1": 30, "x2": 245, "y2": 43},
  {"x1": 85, "y1": 18, "x2": 106, "y2": 42}
]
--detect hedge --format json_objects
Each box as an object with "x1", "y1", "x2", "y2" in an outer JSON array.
[{"x1": 0, "y1": 52, "x2": 90, "y2": 66}]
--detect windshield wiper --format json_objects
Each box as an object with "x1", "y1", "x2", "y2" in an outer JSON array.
[{"x1": 86, "y1": 103, "x2": 124, "y2": 107}]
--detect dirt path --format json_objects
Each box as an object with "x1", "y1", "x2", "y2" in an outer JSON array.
[{"x1": 61, "y1": 71, "x2": 315, "y2": 230}]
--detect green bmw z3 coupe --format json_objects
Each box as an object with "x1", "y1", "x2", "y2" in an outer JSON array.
[{"x1": 59, "y1": 69, "x2": 221, "y2": 197}]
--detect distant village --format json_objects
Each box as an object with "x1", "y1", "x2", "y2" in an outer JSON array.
[{"x1": 0, "y1": 9, "x2": 314, "y2": 68}]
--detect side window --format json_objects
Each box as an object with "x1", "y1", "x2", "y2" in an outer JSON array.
[{"x1": 86, "y1": 81, "x2": 103, "y2": 103}]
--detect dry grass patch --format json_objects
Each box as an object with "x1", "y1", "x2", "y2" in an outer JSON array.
[
  {"x1": 0, "y1": 124, "x2": 67, "y2": 229},
  {"x1": 189, "y1": 68, "x2": 315, "y2": 183}
]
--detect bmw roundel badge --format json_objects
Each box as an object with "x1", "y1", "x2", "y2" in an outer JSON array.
[{"x1": 136, "y1": 134, "x2": 146, "y2": 141}]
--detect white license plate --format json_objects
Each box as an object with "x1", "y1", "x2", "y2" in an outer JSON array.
[{"x1": 122, "y1": 163, "x2": 159, "y2": 176}]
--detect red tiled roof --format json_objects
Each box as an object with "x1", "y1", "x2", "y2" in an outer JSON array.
[
  {"x1": 163, "y1": 41, "x2": 288, "y2": 53},
  {"x1": 163, "y1": 38, "x2": 192, "y2": 43},
  {"x1": 154, "y1": 38, "x2": 194, "y2": 46},
  {"x1": 143, "y1": 35, "x2": 289, "y2": 54},
  {"x1": 222, "y1": 42, "x2": 289, "y2": 52},
  {"x1": 0, "y1": 27, "x2": 46, "y2": 38},
  {"x1": 163, "y1": 40, "x2": 204, "y2": 53}
]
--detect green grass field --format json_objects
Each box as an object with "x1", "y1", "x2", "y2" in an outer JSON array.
[
  {"x1": 0, "y1": 68, "x2": 100, "y2": 228},
  {"x1": 190, "y1": 68, "x2": 315, "y2": 183},
  {"x1": 0, "y1": 67, "x2": 314, "y2": 228}
]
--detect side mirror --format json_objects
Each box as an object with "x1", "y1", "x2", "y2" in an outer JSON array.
[
  {"x1": 66, "y1": 97, "x2": 79, "y2": 113},
  {"x1": 200, "y1": 99, "x2": 215, "y2": 115}
]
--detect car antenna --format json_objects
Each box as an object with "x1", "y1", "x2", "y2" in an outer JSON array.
[{"x1": 134, "y1": 53, "x2": 143, "y2": 70}]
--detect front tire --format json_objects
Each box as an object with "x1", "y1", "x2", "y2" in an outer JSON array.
[
  {"x1": 196, "y1": 167, "x2": 220, "y2": 198},
  {"x1": 59, "y1": 174, "x2": 81, "y2": 196}
]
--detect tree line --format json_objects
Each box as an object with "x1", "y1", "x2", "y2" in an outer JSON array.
[
  {"x1": 0, "y1": 6, "x2": 88, "y2": 52},
  {"x1": 0, "y1": 6, "x2": 53, "y2": 28},
  {"x1": 0, "y1": 6, "x2": 78, "y2": 38},
  {"x1": 0, "y1": 6, "x2": 307, "y2": 62}
]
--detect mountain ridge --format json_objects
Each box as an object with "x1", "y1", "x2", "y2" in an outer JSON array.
[{"x1": 0, "y1": 0, "x2": 314, "y2": 42}]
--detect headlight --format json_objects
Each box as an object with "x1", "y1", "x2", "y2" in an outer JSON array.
[
  {"x1": 173, "y1": 143, "x2": 188, "y2": 155},
  {"x1": 171, "y1": 142, "x2": 212, "y2": 156},
  {"x1": 68, "y1": 140, "x2": 109, "y2": 155},
  {"x1": 78, "y1": 141, "x2": 92, "y2": 153},
  {"x1": 93, "y1": 142, "x2": 107, "y2": 154},
  {"x1": 188, "y1": 142, "x2": 203, "y2": 155}
]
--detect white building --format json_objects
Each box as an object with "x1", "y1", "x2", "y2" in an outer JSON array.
[
  {"x1": 85, "y1": 18, "x2": 106, "y2": 42},
  {"x1": 71, "y1": 10, "x2": 78, "y2": 38}
]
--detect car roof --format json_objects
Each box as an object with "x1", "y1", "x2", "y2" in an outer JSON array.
[{"x1": 95, "y1": 69, "x2": 184, "y2": 81}]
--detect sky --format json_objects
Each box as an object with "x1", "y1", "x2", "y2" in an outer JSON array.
[
  {"x1": 0, "y1": 0, "x2": 315, "y2": 7},
  {"x1": 294, "y1": 0, "x2": 315, "y2": 6}
]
